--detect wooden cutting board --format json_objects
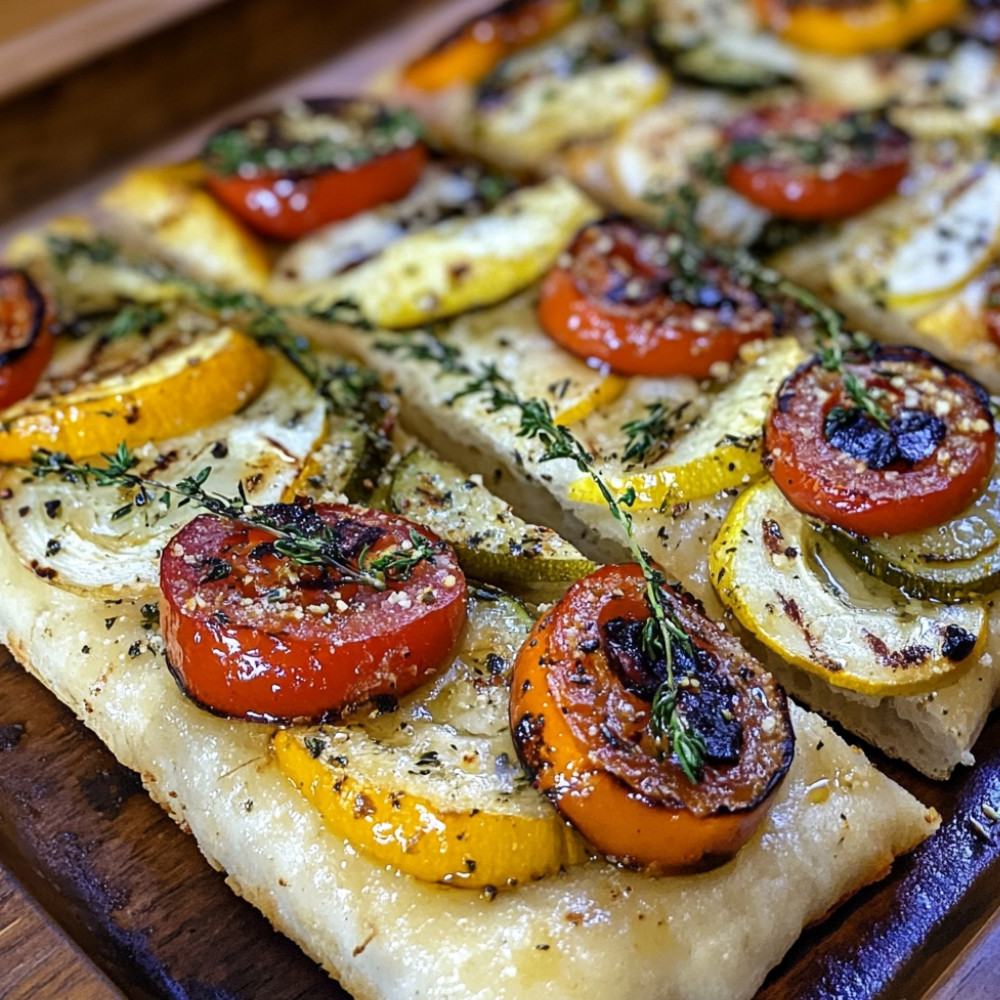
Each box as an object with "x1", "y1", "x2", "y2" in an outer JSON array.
[
  {"x1": 3, "y1": 641, "x2": 1000, "y2": 1000},
  {"x1": 2, "y1": 0, "x2": 1000, "y2": 996}
]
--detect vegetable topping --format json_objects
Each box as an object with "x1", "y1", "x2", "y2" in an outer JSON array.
[
  {"x1": 0, "y1": 325, "x2": 271, "y2": 463},
  {"x1": 752, "y1": 0, "x2": 964, "y2": 56},
  {"x1": 0, "y1": 268, "x2": 54, "y2": 410},
  {"x1": 203, "y1": 98, "x2": 427, "y2": 240},
  {"x1": 160, "y1": 503, "x2": 467, "y2": 721},
  {"x1": 510, "y1": 564, "x2": 794, "y2": 872},
  {"x1": 724, "y1": 102, "x2": 910, "y2": 221},
  {"x1": 765, "y1": 346, "x2": 996, "y2": 536},
  {"x1": 538, "y1": 218, "x2": 790, "y2": 377},
  {"x1": 399, "y1": 0, "x2": 577, "y2": 91}
]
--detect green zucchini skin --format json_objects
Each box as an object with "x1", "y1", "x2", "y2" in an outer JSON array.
[
  {"x1": 823, "y1": 466, "x2": 1000, "y2": 602},
  {"x1": 386, "y1": 446, "x2": 596, "y2": 588}
]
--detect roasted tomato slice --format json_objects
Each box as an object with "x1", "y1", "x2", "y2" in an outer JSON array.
[
  {"x1": 202, "y1": 98, "x2": 427, "y2": 241},
  {"x1": 400, "y1": 0, "x2": 576, "y2": 91},
  {"x1": 725, "y1": 103, "x2": 910, "y2": 221},
  {"x1": 160, "y1": 503, "x2": 467, "y2": 722},
  {"x1": 752, "y1": 0, "x2": 964, "y2": 55},
  {"x1": 0, "y1": 268, "x2": 54, "y2": 411},
  {"x1": 510, "y1": 564, "x2": 794, "y2": 873},
  {"x1": 538, "y1": 218, "x2": 787, "y2": 377},
  {"x1": 765, "y1": 346, "x2": 996, "y2": 536}
]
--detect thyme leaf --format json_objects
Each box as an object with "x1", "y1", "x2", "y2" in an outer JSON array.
[
  {"x1": 653, "y1": 186, "x2": 891, "y2": 428},
  {"x1": 100, "y1": 304, "x2": 167, "y2": 342},
  {"x1": 27, "y1": 446, "x2": 432, "y2": 590},
  {"x1": 456, "y1": 365, "x2": 706, "y2": 781},
  {"x1": 622, "y1": 400, "x2": 695, "y2": 464}
]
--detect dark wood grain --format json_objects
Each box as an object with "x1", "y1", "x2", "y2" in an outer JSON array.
[
  {"x1": 2, "y1": 642, "x2": 1000, "y2": 1000},
  {"x1": 0, "y1": 649, "x2": 345, "y2": 1000},
  {"x1": 0, "y1": 0, "x2": 439, "y2": 223},
  {"x1": 0, "y1": 866, "x2": 125, "y2": 1000}
]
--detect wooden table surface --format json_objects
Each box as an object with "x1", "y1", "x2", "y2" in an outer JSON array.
[
  {"x1": 0, "y1": 0, "x2": 228, "y2": 102},
  {"x1": 2, "y1": 1, "x2": 1000, "y2": 996}
]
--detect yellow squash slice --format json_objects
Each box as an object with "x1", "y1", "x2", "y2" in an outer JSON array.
[
  {"x1": 273, "y1": 593, "x2": 588, "y2": 889},
  {"x1": 0, "y1": 358, "x2": 326, "y2": 598},
  {"x1": 884, "y1": 164, "x2": 1000, "y2": 308},
  {"x1": 569, "y1": 337, "x2": 807, "y2": 508},
  {"x1": 0, "y1": 324, "x2": 271, "y2": 462},
  {"x1": 710, "y1": 478, "x2": 987, "y2": 697},
  {"x1": 282, "y1": 177, "x2": 601, "y2": 327},
  {"x1": 99, "y1": 163, "x2": 271, "y2": 293}
]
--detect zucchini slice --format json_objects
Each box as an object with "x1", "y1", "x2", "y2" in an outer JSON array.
[
  {"x1": 386, "y1": 446, "x2": 596, "y2": 586},
  {"x1": 710, "y1": 478, "x2": 986, "y2": 697},
  {"x1": 823, "y1": 462, "x2": 1000, "y2": 602}
]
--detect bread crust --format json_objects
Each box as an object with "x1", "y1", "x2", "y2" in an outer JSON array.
[{"x1": 0, "y1": 464, "x2": 938, "y2": 1000}]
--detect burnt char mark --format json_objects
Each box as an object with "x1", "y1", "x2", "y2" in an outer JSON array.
[
  {"x1": 0, "y1": 722, "x2": 25, "y2": 751},
  {"x1": 777, "y1": 592, "x2": 803, "y2": 628},
  {"x1": 777, "y1": 592, "x2": 843, "y2": 673},
  {"x1": 79, "y1": 765, "x2": 143, "y2": 819},
  {"x1": 942, "y1": 624, "x2": 977, "y2": 662},
  {"x1": 862, "y1": 632, "x2": 931, "y2": 669},
  {"x1": 512, "y1": 712, "x2": 547, "y2": 782},
  {"x1": 762, "y1": 518, "x2": 785, "y2": 557}
]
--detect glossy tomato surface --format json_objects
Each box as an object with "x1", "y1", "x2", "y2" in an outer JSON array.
[
  {"x1": 510, "y1": 564, "x2": 794, "y2": 872},
  {"x1": 725, "y1": 102, "x2": 910, "y2": 221},
  {"x1": 160, "y1": 504, "x2": 467, "y2": 722},
  {"x1": 202, "y1": 98, "x2": 427, "y2": 241},
  {"x1": 0, "y1": 268, "x2": 54, "y2": 410},
  {"x1": 538, "y1": 218, "x2": 785, "y2": 377},
  {"x1": 765, "y1": 347, "x2": 996, "y2": 536}
]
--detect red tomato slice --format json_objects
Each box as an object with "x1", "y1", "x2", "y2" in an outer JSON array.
[
  {"x1": 400, "y1": 0, "x2": 576, "y2": 92},
  {"x1": 725, "y1": 103, "x2": 910, "y2": 221},
  {"x1": 160, "y1": 504, "x2": 467, "y2": 722},
  {"x1": 0, "y1": 268, "x2": 54, "y2": 410},
  {"x1": 537, "y1": 218, "x2": 781, "y2": 377},
  {"x1": 765, "y1": 347, "x2": 996, "y2": 536},
  {"x1": 202, "y1": 99, "x2": 427, "y2": 241},
  {"x1": 510, "y1": 564, "x2": 793, "y2": 872}
]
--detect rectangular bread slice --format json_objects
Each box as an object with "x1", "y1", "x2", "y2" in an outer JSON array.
[
  {"x1": 310, "y1": 295, "x2": 1000, "y2": 780},
  {"x1": 0, "y1": 520, "x2": 937, "y2": 1000}
]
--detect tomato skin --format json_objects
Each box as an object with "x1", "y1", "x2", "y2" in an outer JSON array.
[
  {"x1": 400, "y1": 0, "x2": 576, "y2": 91},
  {"x1": 537, "y1": 219, "x2": 778, "y2": 378},
  {"x1": 725, "y1": 103, "x2": 910, "y2": 221},
  {"x1": 205, "y1": 143, "x2": 427, "y2": 242},
  {"x1": 510, "y1": 564, "x2": 794, "y2": 873},
  {"x1": 765, "y1": 347, "x2": 996, "y2": 536},
  {"x1": 160, "y1": 505, "x2": 467, "y2": 722},
  {"x1": 753, "y1": 0, "x2": 964, "y2": 55},
  {"x1": 202, "y1": 99, "x2": 427, "y2": 241},
  {"x1": 0, "y1": 268, "x2": 54, "y2": 410}
]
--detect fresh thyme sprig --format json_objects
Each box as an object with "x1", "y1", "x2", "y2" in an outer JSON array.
[
  {"x1": 453, "y1": 367, "x2": 707, "y2": 781},
  {"x1": 45, "y1": 235, "x2": 384, "y2": 427},
  {"x1": 99, "y1": 303, "x2": 167, "y2": 342},
  {"x1": 622, "y1": 400, "x2": 694, "y2": 464},
  {"x1": 655, "y1": 186, "x2": 891, "y2": 428},
  {"x1": 29, "y1": 444, "x2": 434, "y2": 590}
]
